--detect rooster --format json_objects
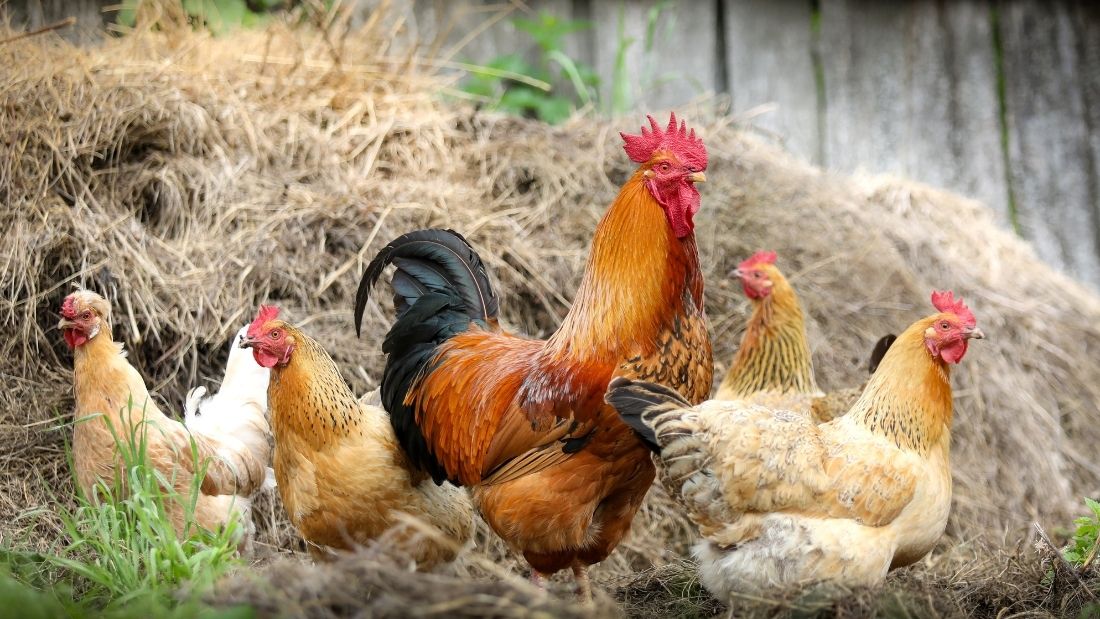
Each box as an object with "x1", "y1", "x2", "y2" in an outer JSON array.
[
  {"x1": 716, "y1": 250, "x2": 892, "y2": 423},
  {"x1": 606, "y1": 290, "x2": 983, "y2": 596},
  {"x1": 355, "y1": 114, "x2": 714, "y2": 598},
  {"x1": 58, "y1": 290, "x2": 265, "y2": 539},
  {"x1": 240, "y1": 306, "x2": 474, "y2": 568},
  {"x1": 184, "y1": 324, "x2": 277, "y2": 544}
]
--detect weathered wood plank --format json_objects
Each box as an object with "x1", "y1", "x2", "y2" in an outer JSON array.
[
  {"x1": 3, "y1": 0, "x2": 109, "y2": 42},
  {"x1": 819, "y1": 1, "x2": 1008, "y2": 218},
  {"x1": 909, "y1": 1, "x2": 1007, "y2": 224},
  {"x1": 1069, "y1": 0, "x2": 1100, "y2": 281},
  {"x1": 819, "y1": 0, "x2": 909, "y2": 175},
  {"x1": 1000, "y1": 0, "x2": 1100, "y2": 286},
  {"x1": 722, "y1": 0, "x2": 819, "y2": 164},
  {"x1": 589, "y1": 0, "x2": 720, "y2": 112}
]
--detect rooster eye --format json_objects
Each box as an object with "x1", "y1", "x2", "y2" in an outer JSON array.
[{"x1": 658, "y1": 162, "x2": 671, "y2": 173}]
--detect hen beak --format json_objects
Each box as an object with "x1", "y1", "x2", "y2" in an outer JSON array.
[
  {"x1": 239, "y1": 336, "x2": 257, "y2": 349},
  {"x1": 965, "y1": 327, "x2": 985, "y2": 340},
  {"x1": 57, "y1": 317, "x2": 75, "y2": 330},
  {"x1": 687, "y1": 171, "x2": 706, "y2": 184},
  {"x1": 729, "y1": 268, "x2": 745, "y2": 280}
]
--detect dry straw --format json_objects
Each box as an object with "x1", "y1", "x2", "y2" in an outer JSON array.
[{"x1": 1, "y1": 2, "x2": 1097, "y2": 616}]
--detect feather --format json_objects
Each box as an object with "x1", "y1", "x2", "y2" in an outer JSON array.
[
  {"x1": 355, "y1": 229, "x2": 498, "y2": 337},
  {"x1": 356, "y1": 230, "x2": 502, "y2": 485},
  {"x1": 867, "y1": 334, "x2": 897, "y2": 374},
  {"x1": 603, "y1": 377, "x2": 692, "y2": 452}
]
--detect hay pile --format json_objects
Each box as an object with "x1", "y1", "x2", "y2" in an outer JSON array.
[{"x1": 1, "y1": 5, "x2": 1098, "y2": 617}]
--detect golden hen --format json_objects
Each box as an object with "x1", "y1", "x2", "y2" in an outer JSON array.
[
  {"x1": 240, "y1": 306, "x2": 474, "y2": 568},
  {"x1": 716, "y1": 250, "x2": 893, "y2": 422}
]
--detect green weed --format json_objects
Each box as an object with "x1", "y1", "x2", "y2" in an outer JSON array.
[
  {"x1": 1064, "y1": 497, "x2": 1100, "y2": 570},
  {"x1": 1, "y1": 398, "x2": 248, "y2": 617},
  {"x1": 460, "y1": 11, "x2": 596, "y2": 124}
]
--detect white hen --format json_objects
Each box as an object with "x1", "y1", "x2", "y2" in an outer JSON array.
[{"x1": 185, "y1": 325, "x2": 276, "y2": 547}]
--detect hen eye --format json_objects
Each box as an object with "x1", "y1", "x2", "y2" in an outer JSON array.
[
  {"x1": 81, "y1": 311, "x2": 91, "y2": 319},
  {"x1": 939, "y1": 321, "x2": 950, "y2": 330},
  {"x1": 658, "y1": 162, "x2": 671, "y2": 172},
  {"x1": 269, "y1": 330, "x2": 281, "y2": 339},
  {"x1": 753, "y1": 272, "x2": 763, "y2": 279}
]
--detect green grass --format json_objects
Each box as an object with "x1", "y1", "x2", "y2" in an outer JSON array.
[{"x1": 1, "y1": 398, "x2": 251, "y2": 618}]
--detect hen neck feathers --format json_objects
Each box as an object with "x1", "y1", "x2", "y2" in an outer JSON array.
[
  {"x1": 720, "y1": 280, "x2": 817, "y2": 397},
  {"x1": 846, "y1": 319, "x2": 954, "y2": 453},
  {"x1": 268, "y1": 330, "x2": 365, "y2": 445}
]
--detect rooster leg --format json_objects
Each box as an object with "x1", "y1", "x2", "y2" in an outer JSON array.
[
  {"x1": 529, "y1": 570, "x2": 547, "y2": 590},
  {"x1": 571, "y1": 561, "x2": 592, "y2": 603}
]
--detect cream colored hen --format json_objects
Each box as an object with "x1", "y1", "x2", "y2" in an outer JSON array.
[
  {"x1": 605, "y1": 290, "x2": 983, "y2": 597},
  {"x1": 59, "y1": 290, "x2": 265, "y2": 540}
]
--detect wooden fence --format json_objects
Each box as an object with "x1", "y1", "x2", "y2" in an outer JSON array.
[{"x1": 8, "y1": 0, "x2": 1100, "y2": 289}]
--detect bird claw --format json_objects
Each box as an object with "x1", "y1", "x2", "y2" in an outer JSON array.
[{"x1": 571, "y1": 562, "x2": 593, "y2": 605}]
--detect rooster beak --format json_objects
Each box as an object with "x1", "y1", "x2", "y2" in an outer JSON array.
[
  {"x1": 965, "y1": 327, "x2": 985, "y2": 340},
  {"x1": 687, "y1": 171, "x2": 706, "y2": 184}
]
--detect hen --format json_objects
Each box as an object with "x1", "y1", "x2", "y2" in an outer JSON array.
[
  {"x1": 59, "y1": 290, "x2": 265, "y2": 539},
  {"x1": 240, "y1": 306, "x2": 474, "y2": 568},
  {"x1": 606, "y1": 290, "x2": 983, "y2": 596},
  {"x1": 716, "y1": 250, "x2": 892, "y2": 422},
  {"x1": 356, "y1": 114, "x2": 714, "y2": 597},
  {"x1": 184, "y1": 324, "x2": 276, "y2": 543}
]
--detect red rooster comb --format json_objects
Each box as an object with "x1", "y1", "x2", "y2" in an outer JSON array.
[
  {"x1": 739, "y1": 250, "x2": 778, "y2": 271},
  {"x1": 931, "y1": 290, "x2": 976, "y2": 328},
  {"x1": 247, "y1": 305, "x2": 280, "y2": 338},
  {"x1": 620, "y1": 113, "x2": 707, "y2": 171}
]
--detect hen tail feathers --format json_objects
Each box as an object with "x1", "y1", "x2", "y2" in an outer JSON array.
[{"x1": 604, "y1": 377, "x2": 693, "y2": 453}]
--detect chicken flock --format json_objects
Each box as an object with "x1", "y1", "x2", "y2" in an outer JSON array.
[{"x1": 56, "y1": 113, "x2": 983, "y2": 602}]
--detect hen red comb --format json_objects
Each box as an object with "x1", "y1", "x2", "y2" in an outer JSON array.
[
  {"x1": 739, "y1": 250, "x2": 778, "y2": 271},
  {"x1": 931, "y1": 290, "x2": 975, "y2": 328},
  {"x1": 620, "y1": 112, "x2": 707, "y2": 171},
  {"x1": 247, "y1": 305, "x2": 280, "y2": 338},
  {"x1": 60, "y1": 295, "x2": 77, "y2": 319}
]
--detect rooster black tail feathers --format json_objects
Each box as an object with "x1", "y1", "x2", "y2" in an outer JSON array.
[
  {"x1": 354, "y1": 229, "x2": 498, "y2": 485},
  {"x1": 354, "y1": 228, "x2": 499, "y2": 337},
  {"x1": 604, "y1": 377, "x2": 693, "y2": 453}
]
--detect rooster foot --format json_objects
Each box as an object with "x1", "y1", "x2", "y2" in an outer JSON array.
[{"x1": 571, "y1": 561, "x2": 593, "y2": 605}]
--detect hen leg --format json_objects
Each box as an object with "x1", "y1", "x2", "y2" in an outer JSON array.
[
  {"x1": 530, "y1": 570, "x2": 547, "y2": 590},
  {"x1": 571, "y1": 561, "x2": 592, "y2": 603}
]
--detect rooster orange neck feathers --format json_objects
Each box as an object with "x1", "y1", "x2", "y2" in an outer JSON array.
[
  {"x1": 549, "y1": 115, "x2": 708, "y2": 358},
  {"x1": 551, "y1": 168, "x2": 704, "y2": 358}
]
